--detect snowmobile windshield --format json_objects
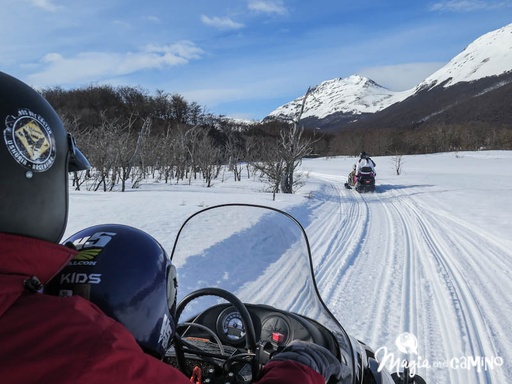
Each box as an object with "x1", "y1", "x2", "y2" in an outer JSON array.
[{"x1": 170, "y1": 203, "x2": 354, "y2": 373}]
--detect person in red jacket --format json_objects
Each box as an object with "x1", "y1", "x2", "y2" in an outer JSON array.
[
  {"x1": 45, "y1": 223, "x2": 345, "y2": 383},
  {"x1": 0, "y1": 71, "x2": 342, "y2": 383}
]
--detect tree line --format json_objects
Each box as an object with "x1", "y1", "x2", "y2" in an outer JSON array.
[
  {"x1": 42, "y1": 85, "x2": 328, "y2": 196},
  {"x1": 329, "y1": 122, "x2": 512, "y2": 157},
  {"x1": 43, "y1": 83, "x2": 506, "y2": 194}
]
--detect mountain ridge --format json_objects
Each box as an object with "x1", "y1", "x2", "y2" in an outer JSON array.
[{"x1": 265, "y1": 23, "x2": 512, "y2": 132}]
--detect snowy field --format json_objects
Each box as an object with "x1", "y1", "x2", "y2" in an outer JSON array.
[{"x1": 66, "y1": 151, "x2": 512, "y2": 383}]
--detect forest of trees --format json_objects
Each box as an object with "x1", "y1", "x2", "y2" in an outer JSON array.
[
  {"x1": 328, "y1": 122, "x2": 512, "y2": 156},
  {"x1": 42, "y1": 85, "x2": 329, "y2": 196},
  {"x1": 42, "y1": 84, "x2": 510, "y2": 194}
]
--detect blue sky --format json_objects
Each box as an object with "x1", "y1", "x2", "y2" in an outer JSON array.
[{"x1": 2, "y1": 1, "x2": 511, "y2": 120}]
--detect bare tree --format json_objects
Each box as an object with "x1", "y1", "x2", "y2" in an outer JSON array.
[
  {"x1": 156, "y1": 125, "x2": 178, "y2": 183},
  {"x1": 195, "y1": 130, "x2": 221, "y2": 187},
  {"x1": 84, "y1": 112, "x2": 119, "y2": 191},
  {"x1": 127, "y1": 117, "x2": 152, "y2": 188},
  {"x1": 224, "y1": 130, "x2": 245, "y2": 181},
  {"x1": 244, "y1": 135, "x2": 259, "y2": 179},
  {"x1": 247, "y1": 137, "x2": 282, "y2": 200},
  {"x1": 100, "y1": 115, "x2": 150, "y2": 192},
  {"x1": 392, "y1": 153, "x2": 404, "y2": 175},
  {"x1": 184, "y1": 125, "x2": 201, "y2": 184},
  {"x1": 255, "y1": 142, "x2": 286, "y2": 200},
  {"x1": 249, "y1": 88, "x2": 316, "y2": 196},
  {"x1": 280, "y1": 87, "x2": 315, "y2": 194}
]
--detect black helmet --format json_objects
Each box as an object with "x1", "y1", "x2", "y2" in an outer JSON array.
[
  {"x1": 45, "y1": 224, "x2": 177, "y2": 358},
  {"x1": 0, "y1": 71, "x2": 90, "y2": 243},
  {"x1": 360, "y1": 151, "x2": 368, "y2": 158}
]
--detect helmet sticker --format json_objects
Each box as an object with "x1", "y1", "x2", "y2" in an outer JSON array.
[
  {"x1": 70, "y1": 248, "x2": 102, "y2": 266},
  {"x1": 72, "y1": 231, "x2": 116, "y2": 250},
  {"x1": 58, "y1": 289, "x2": 74, "y2": 297},
  {"x1": 68, "y1": 231, "x2": 117, "y2": 266},
  {"x1": 3, "y1": 108, "x2": 56, "y2": 172},
  {"x1": 58, "y1": 284, "x2": 92, "y2": 300},
  {"x1": 158, "y1": 313, "x2": 172, "y2": 350},
  {"x1": 59, "y1": 272, "x2": 101, "y2": 284}
]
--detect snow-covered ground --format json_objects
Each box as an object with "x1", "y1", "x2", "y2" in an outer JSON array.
[{"x1": 66, "y1": 151, "x2": 512, "y2": 383}]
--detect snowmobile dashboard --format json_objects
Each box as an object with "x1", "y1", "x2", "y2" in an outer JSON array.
[
  {"x1": 165, "y1": 301, "x2": 342, "y2": 384},
  {"x1": 178, "y1": 303, "x2": 338, "y2": 352}
]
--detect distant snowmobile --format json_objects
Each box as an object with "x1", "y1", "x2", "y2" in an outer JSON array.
[
  {"x1": 345, "y1": 153, "x2": 377, "y2": 193},
  {"x1": 344, "y1": 165, "x2": 376, "y2": 192}
]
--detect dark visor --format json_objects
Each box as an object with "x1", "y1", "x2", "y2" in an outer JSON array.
[{"x1": 67, "y1": 133, "x2": 91, "y2": 172}]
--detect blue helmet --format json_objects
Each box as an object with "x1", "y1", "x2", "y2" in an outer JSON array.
[{"x1": 45, "y1": 224, "x2": 177, "y2": 358}]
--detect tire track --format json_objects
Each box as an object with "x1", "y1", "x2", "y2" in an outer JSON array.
[
  {"x1": 306, "y1": 178, "x2": 405, "y2": 348},
  {"x1": 354, "y1": 195, "x2": 406, "y2": 346},
  {"x1": 382, "y1": 188, "x2": 508, "y2": 383},
  {"x1": 300, "y1": 171, "x2": 512, "y2": 383},
  {"x1": 395, "y1": 193, "x2": 511, "y2": 383},
  {"x1": 304, "y1": 175, "x2": 375, "y2": 329},
  {"x1": 380, "y1": 189, "x2": 473, "y2": 383},
  {"x1": 307, "y1": 175, "x2": 369, "y2": 294},
  {"x1": 305, "y1": 174, "x2": 509, "y2": 383}
]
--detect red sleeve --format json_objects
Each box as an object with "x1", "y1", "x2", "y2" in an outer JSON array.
[
  {"x1": 255, "y1": 360, "x2": 325, "y2": 384},
  {"x1": 43, "y1": 296, "x2": 322, "y2": 384},
  {"x1": 78, "y1": 312, "x2": 191, "y2": 384}
]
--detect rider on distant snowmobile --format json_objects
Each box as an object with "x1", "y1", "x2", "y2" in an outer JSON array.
[
  {"x1": 346, "y1": 152, "x2": 376, "y2": 188},
  {"x1": 347, "y1": 164, "x2": 357, "y2": 186},
  {"x1": 356, "y1": 151, "x2": 376, "y2": 176}
]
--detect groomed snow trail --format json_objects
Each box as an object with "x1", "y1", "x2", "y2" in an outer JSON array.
[
  {"x1": 66, "y1": 152, "x2": 512, "y2": 383},
  {"x1": 305, "y1": 160, "x2": 512, "y2": 384}
]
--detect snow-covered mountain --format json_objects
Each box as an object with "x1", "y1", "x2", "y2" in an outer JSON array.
[
  {"x1": 267, "y1": 75, "x2": 413, "y2": 121},
  {"x1": 266, "y1": 23, "x2": 512, "y2": 131},
  {"x1": 418, "y1": 24, "x2": 512, "y2": 91}
]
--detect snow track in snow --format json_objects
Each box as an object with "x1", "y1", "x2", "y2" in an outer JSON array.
[{"x1": 306, "y1": 174, "x2": 511, "y2": 384}]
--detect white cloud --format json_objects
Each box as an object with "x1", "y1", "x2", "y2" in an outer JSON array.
[
  {"x1": 145, "y1": 15, "x2": 161, "y2": 23},
  {"x1": 31, "y1": 0, "x2": 62, "y2": 12},
  {"x1": 248, "y1": 0, "x2": 288, "y2": 15},
  {"x1": 41, "y1": 52, "x2": 63, "y2": 63},
  {"x1": 27, "y1": 42, "x2": 205, "y2": 87},
  {"x1": 145, "y1": 42, "x2": 204, "y2": 61},
  {"x1": 201, "y1": 15, "x2": 245, "y2": 30},
  {"x1": 430, "y1": 0, "x2": 511, "y2": 12}
]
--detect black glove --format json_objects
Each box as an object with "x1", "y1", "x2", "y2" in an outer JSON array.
[{"x1": 271, "y1": 340, "x2": 343, "y2": 382}]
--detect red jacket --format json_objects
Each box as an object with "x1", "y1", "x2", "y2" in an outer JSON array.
[
  {"x1": 0, "y1": 233, "x2": 323, "y2": 384},
  {"x1": 256, "y1": 361, "x2": 324, "y2": 383}
]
